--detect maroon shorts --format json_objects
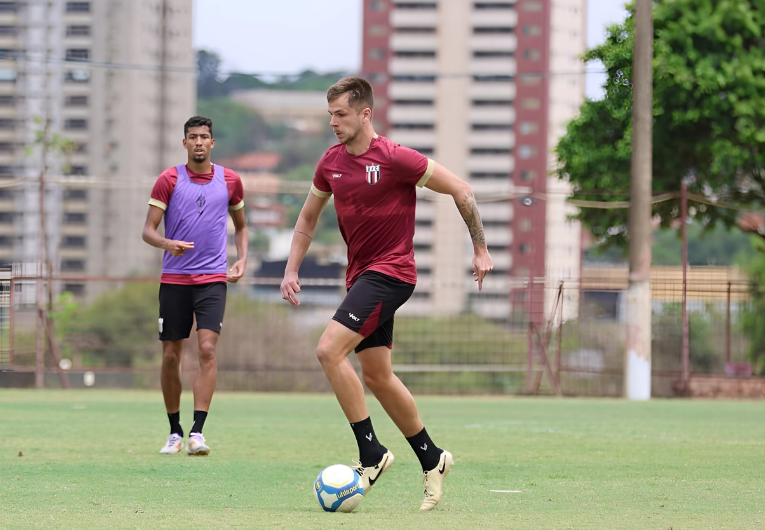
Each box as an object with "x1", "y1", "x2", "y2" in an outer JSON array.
[{"x1": 332, "y1": 271, "x2": 415, "y2": 353}]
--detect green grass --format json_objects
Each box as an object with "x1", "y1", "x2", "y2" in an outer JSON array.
[{"x1": 1, "y1": 391, "x2": 764, "y2": 529}]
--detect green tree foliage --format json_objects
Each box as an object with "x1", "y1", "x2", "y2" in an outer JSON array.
[
  {"x1": 196, "y1": 98, "x2": 269, "y2": 159},
  {"x1": 739, "y1": 240, "x2": 765, "y2": 374},
  {"x1": 652, "y1": 224, "x2": 757, "y2": 265},
  {"x1": 556, "y1": 0, "x2": 765, "y2": 251}
]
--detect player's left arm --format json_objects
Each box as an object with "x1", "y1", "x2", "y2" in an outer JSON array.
[
  {"x1": 227, "y1": 206, "x2": 248, "y2": 283},
  {"x1": 424, "y1": 161, "x2": 493, "y2": 291},
  {"x1": 226, "y1": 172, "x2": 248, "y2": 283}
]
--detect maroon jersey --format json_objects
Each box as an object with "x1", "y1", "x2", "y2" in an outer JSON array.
[{"x1": 312, "y1": 136, "x2": 434, "y2": 288}]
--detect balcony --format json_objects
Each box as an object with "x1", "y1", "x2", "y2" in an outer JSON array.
[
  {"x1": 470, "y1": 10, "x2": 517, "y2": 27},
  {"x1": 471, "y1": 299, "x2": 511, "y2": 319},
  {"x1": 468, "y1": 130, "x2": 514, "y2": 149},
  {"x1": 467, "y1": 154, "x2": 514, "y2": 173},
  {"x1": 390, "y1": 10, "x2": 438, "y2": 28},
  {"x1": 469, "y1": 107, "x2": 515, "y2": 124},
  {"x1": 469, "y1": 81, "x2": 515, "y2": 99},
  {"x1": 470, "y1": 179, "x2": 514, "y2": 196},
  {"x1": 388, "y1": 105, "x2": 436, "y2": 124},
  {"x1": 412, "y1": 227, "x2": 433, "y2": 245},
  {"x1": 470, "y1": 58, "x2": 516, "y2": 76},
  {"x1": 483, "y1": 226, "x2": 512, "y2": 246},
  {"x1": 389, "y1": 57, "x2": 438, "y2": 75},
  {"x1": 388, "y1": 129, "x2": 436, "y2": 150},
  {"x1": 470, "y1": 34, "x2": 517, "y2": 52},
  {"x1": 388, "y1": 81, "x2": 437, "y2": 100},
  {"x1": 390, "y1": 33, "x2": 438, "y2": 52},
  {"x1": 477, "y1": 202, "x2": 513, "y2": 222}
]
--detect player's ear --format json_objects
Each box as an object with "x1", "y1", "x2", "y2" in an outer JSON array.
[
  {"x1": 210, "y1": 138, "x2": 215, "y2": 149},
  {"x1": 182, "y1": 138, "x2": 187, "y2": 149}
]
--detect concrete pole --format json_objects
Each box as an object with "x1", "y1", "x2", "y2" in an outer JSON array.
[
  {"x1": 624, "y1": 0, "x2": 653, "y2": 400},
  {"x1": 681, "y1": 182, "x2": 690, "y2": 389}
]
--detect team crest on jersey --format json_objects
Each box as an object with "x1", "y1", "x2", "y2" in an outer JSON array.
[{"x1": 365, "y1": 165, "x2": 381, "y2": 185}]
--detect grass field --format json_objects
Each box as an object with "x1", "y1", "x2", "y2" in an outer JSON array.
[{"x1": 1, "y1": 391, "x2": 764, "y2": 529}]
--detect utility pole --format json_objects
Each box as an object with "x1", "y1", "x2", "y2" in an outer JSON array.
[{"x1": 624, "y1": 0, "x2": 653, "y2": 400}]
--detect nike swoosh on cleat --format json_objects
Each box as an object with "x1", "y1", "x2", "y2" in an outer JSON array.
[
  {"x1": 368, "y1": 454, "x2": 389, "y2": 486},
  {"x1": 439, "y1": 460, "x2": 446, "y2": 474}
]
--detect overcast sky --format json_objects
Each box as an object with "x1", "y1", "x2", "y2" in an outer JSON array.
[{"x1": 193, "y1": 0, "x2": 629, "y2": 99}]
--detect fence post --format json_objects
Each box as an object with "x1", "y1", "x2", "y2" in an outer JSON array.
[
  {"x1": 8, "y1": 276, "x2": 13, "y2": 366},
  {"x1": 681, "y1": 182, "x2": 690, "y2": 388},
  {"x1": 726, "y1": 281, "x2": 731, "y2": 366}
]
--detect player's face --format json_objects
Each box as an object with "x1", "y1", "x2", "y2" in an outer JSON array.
[
  {"x1": 183, "y1": 126, "x2": 214, "y2": 163},
  {"x1": 328, "y1": 93, "x2": 368, "y2": 145}
]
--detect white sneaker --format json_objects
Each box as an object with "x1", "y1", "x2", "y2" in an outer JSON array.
[
  {"x1": 351, "y1": 450, "x2": 394, "y2": 495},
  {"x1": 186, "y1": 432, "x2": 210, "y2": 456},
  {"x1": 159, "y1": 433, "x2": 183, "y2": 454},
  {"x1": 420, "y1": 450, "x2": 454, "y2": 511}
]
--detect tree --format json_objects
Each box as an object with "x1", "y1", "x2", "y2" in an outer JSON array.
[
  {"x1": 196, "y1": 98, "x2": 269, "y2": 159},
  {"x1": 555, "y1": 0, "x2": 765, "y2": 251}
]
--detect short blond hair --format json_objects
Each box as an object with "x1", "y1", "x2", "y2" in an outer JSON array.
[{"x1": 326, "y1": 76, "x2": 374, "y2": 111}]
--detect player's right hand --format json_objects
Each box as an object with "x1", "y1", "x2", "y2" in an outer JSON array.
[
  {"x1": 165, "y1": 240, "x2": 194, "y2": 257},
  {"x1": 281, "y1": 271, "x2": 301, "y2": 306}
]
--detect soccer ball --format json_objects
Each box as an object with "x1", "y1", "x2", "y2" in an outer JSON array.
[{"x1": 314, "y1": 464, "x2": 364, "y2": 513}]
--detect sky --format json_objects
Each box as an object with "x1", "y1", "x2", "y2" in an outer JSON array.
[{"x1": 193, "y1": 0, "x2": 629, "y2": 99}]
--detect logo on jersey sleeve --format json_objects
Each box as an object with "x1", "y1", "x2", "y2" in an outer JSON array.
[{"x1": 365, "y1": 165, "x2": 381, "y2": 185}]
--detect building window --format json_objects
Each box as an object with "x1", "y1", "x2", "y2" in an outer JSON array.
[
  {"x1": 392, "y1": 99, "x2": 434, "y2": 106},
  {"x1": 519, "y1": 218, "x2": 532, "y2": 232},
  {"x1": 0, "y1": 26, "x2": 17, "y2": 36},
  {"x1": 368, "y1": 24, "x2": 388, "y2": 36},
  {"x1": 369, "y1": 48, "x2": 386, "y2": 60},
  {"x1": 523, "y1": 24, "x2": 542, "y2": 36},
  {"x1": 394, "y1": 26, "x2": 436, "y2": 34},
  {"x1": 0, "y1": 95, "x2": 13, "y2": 106},
  {"x1": 523, "y1": 0, "x2": 543, "y2": 12},
  {"x1": 471, "y1": 148, "x2": 511, "y2": 155},
  {"x1": 0, "y1": 211, "x2": 13, "y2": 223},
  {"x1": 64, "y1": 212, "x2": 87, "y2": 224},
  {"x1": 0, "y1": 142, "x2": 13, "y2": 152},
  {"x1": 66, "y1": 25, "x2": 91, "y2": 37},
  {"x1": 369, "y1": 0, "x2": 386, "y2": 11},
  {"x1": 392, "y1": 75, "x2": 436, "y2": 82},
  {"x1": 391, "y1": 123, "x2": 434, "y2": 130},
  {"x1": 0, "y1": 119, "x2": 13, "y2": 130},
  {"x1": 473, "y1": 51, "x2": 514, "y2": 58},
  {"x1": 524, "y1": 49, "x2": 541, "y2": 61},
  {"x1": 66, "y1": 49, "x2": 90, "y2": 62},
  {"x1": 520, "y1": 75, "x2": 542, "y2": 86},
  {"x1": 62, "y1": 236, "x2": 86, "y2": 248},
  {"x1": 65, "y1": 70, "x2": 90, "y2": 83},
  {"x1": 473, "y1": 75, "x2": 513, "y2": 82},
  {"x1": 61, "y1": 259, "x2": 85, "y2": 272},
  {"x1": 471, "y1": 172, "x2": 508, "y2": 179},
  {"x1": 395, "y1": 2, "x2": 437, "y2": 8},
  {"x1": 519, "y1": 243, "x2": 530, "y2": 254},
  {"x1": 520, "y1": 170, "x2": 537, "y2": 181},
  {"x1": 472, "y1": 124, "x2": 512, "y2": 131},
  {"x1": 0, "y1": 235, "x2": 12, "y2": 247},
  {"x1": 62, "y1": 283, "x2": 85, "y2": 296},
  {"x1": 65, "y1": 95, "x2": 88, "y2": 107},
  {"x1": 394, "y1": 51, "x2": 435, "y2": 58},
  {"x1": 65, "y1": 188, "x2": 88, "y2": 200},
  {"x1": 66, "y1": 2, "x2": 91, "y2": 12},
  {"x1": 473, "y1": 27, "x2": 514, "y2": 34},
  {"x1": 521, "y1": 98, "x2": 540, "y2": 109},
  {"x1": 0, "y1": 165, "x2": 14, "y2": 175},
  {"x1": 65, "y1": 165, "x2": 88, "y2": 175},
  {"x1": 472, "y1": 99, "x2": 513, "y2": 106},
  {"x1": 518, "y1": 145, "x2": 537, "y2": 159},
  {"x1": 474, "y1": 2, "x2": 514, "y2": 8},
  {"x1": 519, "y1": 121, "x2": 538, "y2": 135},
  {"x1": 64, "y1": 119, "x2": 87, "y2": 130},
  {"x1": 0, "y1": 3, "x2": 17, "y2": 12}
]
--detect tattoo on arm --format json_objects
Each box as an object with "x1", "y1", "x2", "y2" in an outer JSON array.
[
  {"x1": 295, "y1": 230, "x2": 313, "y2": 240},
  {"x1": 456, "y1": 193, "x2": 486, "y2": 248}
]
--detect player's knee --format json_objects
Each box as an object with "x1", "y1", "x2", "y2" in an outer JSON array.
[
  {"x1": 315, "y1": 341, "x2": 341, "y2": 367},
  {"x1": 161, "y1": 347, "x2": 182, "y2": 367},
  {"x1": 198, "y1": 340, "x2": 217, "y2": 365},
  {"x1": 362, "y1": 368, "x2": 391, "y2": 392}
]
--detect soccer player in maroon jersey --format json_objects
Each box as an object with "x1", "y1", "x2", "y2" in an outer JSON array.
[
  {"x1": 280, "y1": 78, "x2": 493, "y2": 510},
  {"x1": 143, "y1": 116, "x2": 248, "y2": 456}
]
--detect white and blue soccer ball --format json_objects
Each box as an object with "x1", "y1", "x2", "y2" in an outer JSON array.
[{"x1": 314, "y1": 464, "x2": 364, "y2": 513}]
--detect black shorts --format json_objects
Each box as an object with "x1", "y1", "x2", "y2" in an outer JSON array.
[
  {"x1": 158, "y1": 282, "x2": 227, "y2": 341},
  {"x1": 333, "y1": 271, "x2": 415, "y2": 353}
]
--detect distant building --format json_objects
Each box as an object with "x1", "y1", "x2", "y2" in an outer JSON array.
[
  {"x1": 0, "y1": 0, "x2": 195, "y2": 296},
  {"x1": 361, "y1": 0, "x2": 586, "y2": 321},
  {"x1": 217, "y1": 152, "x2": 281, "y2": 174},
  {"x1": 230, "y1": 90, "x2": 329, "y2": 133}
]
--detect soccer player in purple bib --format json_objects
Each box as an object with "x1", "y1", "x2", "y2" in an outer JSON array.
[
  {"x1": 280, "y1": 78, "x2": 493, "y2": 510},
  {"x1": 142, "y1": 116, "x2": 248, "y2": 456}
]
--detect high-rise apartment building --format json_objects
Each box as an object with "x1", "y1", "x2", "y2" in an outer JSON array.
[
  {"x1": 0, "y1": 0, "x2": 194, "y2": 295},
  {"x1": 361, "y1": 0, "x2": 586, "y2": 320}
]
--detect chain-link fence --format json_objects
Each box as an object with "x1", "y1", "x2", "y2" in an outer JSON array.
[{"x1": 1, "y1": 265, "x2": 762, "y2": 396}]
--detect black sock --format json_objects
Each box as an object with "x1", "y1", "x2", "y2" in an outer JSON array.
[
  {"x1": 191, "y1": 410, "x2": 208, "y2": 434},
  {"x1": 350, "y1": 417, "x2": 386, "y2": 467},
  {"x1": 168, "y1": 411, "x2": 183, "y2": 437},
  {"x1": 406, "y1": 427, "x2": 442, "y2": 471}
]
